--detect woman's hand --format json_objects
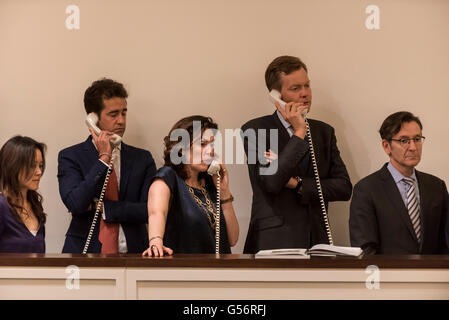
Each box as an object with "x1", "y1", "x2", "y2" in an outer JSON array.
[
  {"x1": 211, "y1": 161, "x2": 239, "y2": 247},
  {"x1": 144, "y1": 179, "x2": 172, "y2": 257},
  {"x1": 142, "y1": 237, "x2": 173, "y2": 257}
]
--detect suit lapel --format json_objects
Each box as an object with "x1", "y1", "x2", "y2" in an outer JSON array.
[
  {"x1": 83, "y1": 136, "x2": 100, "y2": 165},
  {"x1": 306, "y1": 119, "x2": 319, "y2": 176},
  {"x1": 415, "y1": 170, "x2": 428, "y2": 243},
  {"x1": 119, "y1": 143, "x2": 132, "y2": 200},
  {"x1": 272, "y1": 112, "x2": 316, "y2": 176},
  {"x1": 271, "y1": 112, "x2": 291, "y2": 150},
  {"x1": 379, "y1": 164, "x2": 419, "y2": 242}
]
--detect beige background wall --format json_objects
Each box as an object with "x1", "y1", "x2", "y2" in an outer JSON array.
[{"x1": 1, "y1": 0, "x2": 448, "y2": 253}]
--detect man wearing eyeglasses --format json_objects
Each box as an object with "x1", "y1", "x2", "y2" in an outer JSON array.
[{"x1": 350, "y1": 111, "x2": 448, "y2": 254}]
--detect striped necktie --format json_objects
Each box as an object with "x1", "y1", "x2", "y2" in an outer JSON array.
[{"x1": 403, "y1": 177, "x2": 422, "y2": 243}]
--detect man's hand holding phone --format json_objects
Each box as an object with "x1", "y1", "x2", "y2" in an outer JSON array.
[
  {"x1": 89, "y1": 128, "x2": 115, "y2": 163},
  {"x1": 274, "y1": 101, "x2": 307, "y2": 139}
]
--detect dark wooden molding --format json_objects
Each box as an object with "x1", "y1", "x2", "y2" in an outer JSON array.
[{"x1": 1, "y1": 253, "x2": 449, "y2": 268}]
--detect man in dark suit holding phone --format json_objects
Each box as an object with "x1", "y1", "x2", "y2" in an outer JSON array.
[
  {"x1": 241, "y1": 55, "x2": 352, "y2": 253},
  {"x1": 58, "y1": 78, "x2": 157, "y2": 253},
  {"x1": 350, "y1": 111, "x2": 448, "y2": 254}
]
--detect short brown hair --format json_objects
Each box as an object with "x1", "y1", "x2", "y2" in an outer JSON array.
[
  {"x1": 265, "y1": 55, "x2": 308, "y2": 91},
  {"x1": 84, "y1": 78, "x2": 128, "y2": 115},
  {"x1": 379, "y1": 111, "x2": 423, "y2": 141},
  {"x1": 163, "y1": 115, "x2": 218, "y2": 180}
]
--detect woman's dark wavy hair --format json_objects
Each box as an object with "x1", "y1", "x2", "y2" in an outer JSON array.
[
  {"x1": 163, "y1": 115, "x2": 218, "y2": 180},
  {"x1": 0, "y1": 136, "x2": 47, "y2": 225}
]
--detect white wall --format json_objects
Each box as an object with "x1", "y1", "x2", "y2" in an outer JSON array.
[{"x1": 1, "y1": 0, "x2": 448, "y2": 253}]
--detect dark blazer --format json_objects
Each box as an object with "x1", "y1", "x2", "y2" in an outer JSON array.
[
  {"x1": 350, "y1": 163, "x2": 449, "y2": 254},
  {"x1": 58, "y1": 136, "x2": 157, "y2": 253},
  {"x1": 241, "y1": 112, "x2": 352, "y2": 253},
  {"x1": 0, "y1": 195, "x2": 45, "y2": 253}
]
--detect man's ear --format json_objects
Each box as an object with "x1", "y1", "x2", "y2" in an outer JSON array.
[{"x1": 382, "y1": 139, "x2": 392, "y2": 156}]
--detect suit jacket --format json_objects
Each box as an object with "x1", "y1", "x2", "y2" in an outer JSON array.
[
  {"x1": 349, "y1": 163, "x2": 449, "y2": 254},
  {"x1": 58, "y1": 136, "x2": 157, "y2": 253},
  {"x1": 241, "y1": 112, "x2": 352, "y2": 253}
]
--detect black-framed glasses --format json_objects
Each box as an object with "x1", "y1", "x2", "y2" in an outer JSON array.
[{"x1": 390, "y1": 136, "x2": 426, "y2": 147}]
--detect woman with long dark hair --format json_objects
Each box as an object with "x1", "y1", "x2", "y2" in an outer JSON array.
[
  {"x1": 0, "y1": 136, "x2": 47, "y2": 253},
  {"x1": 142, "y1": 116, "x2": 239, "y2": 256}
]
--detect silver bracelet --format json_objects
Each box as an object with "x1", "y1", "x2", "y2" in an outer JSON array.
[{"x1": 149, "y1": 235, "x2": 163, "y2": 243}]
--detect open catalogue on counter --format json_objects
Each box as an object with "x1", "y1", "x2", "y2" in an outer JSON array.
[{"x1": 255, "y1": 245, "x2": 363, "y2": 258}]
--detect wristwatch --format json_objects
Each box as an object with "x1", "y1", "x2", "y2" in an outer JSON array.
[{"x1": 294, "y1": 176, "x2": 303, "y2": 196}]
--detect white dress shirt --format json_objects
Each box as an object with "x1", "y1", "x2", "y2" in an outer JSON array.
[{"x1": 95, "y1": 141, "x2": 128, "y2": 253}]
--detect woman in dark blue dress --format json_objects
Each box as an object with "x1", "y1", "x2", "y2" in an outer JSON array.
[
  {"x1": 142, "y1": 116, "x2": 239, "y2": 256},
  {"x1": 0, "y1": 136, "x2": 47, "y2": 253}
]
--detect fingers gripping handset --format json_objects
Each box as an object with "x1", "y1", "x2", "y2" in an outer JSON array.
[
  {"x1": 207, "y1": 159, "x2": 221, "y2": 254},
  {"x1": 207, "y1": 159, "x2": 221, "y2": 175},
  {"x1": 269, "y1": 90, "x2": 308, "y2": 118},
  {"x1": 82, "y1": 113, "x2": 119, "y2": 254},
  {"x1": 86, "y1": 113, "x2": 122, "y2": 146},
  {"x1": 268, "y1": 90, "x2": 334, "y2": 245}
]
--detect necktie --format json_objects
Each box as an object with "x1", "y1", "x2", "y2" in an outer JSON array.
[
  {"x1": 403, "y1": 177, "x2": 422, "y2": 243},
  {"x1": 98, "y1": 166, "x2": 120, "y2": 253}
]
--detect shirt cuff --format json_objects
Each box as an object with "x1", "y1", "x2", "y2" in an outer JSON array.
[{"x1": 99, "y1": 159, "x2": 111, "y2": 169}]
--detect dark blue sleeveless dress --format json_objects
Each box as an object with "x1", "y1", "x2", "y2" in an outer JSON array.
[{"x1": 151, "y1": 166, "x2": 231, "y2": 254}]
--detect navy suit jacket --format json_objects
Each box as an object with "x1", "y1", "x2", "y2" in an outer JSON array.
[
  {"x1": 241, "y1": 112, "x2": 352, "y2": 253},
  {"x1": 58, "y1": 136, "x2": 157, "y2": 253},
  {"x1": 350, "y1": 163, "x2": 449, "y2": 254}
]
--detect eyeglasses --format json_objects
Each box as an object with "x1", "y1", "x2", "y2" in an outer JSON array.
[{"x1": 390, "y1": 136, "x2": 426, "y2": 147}]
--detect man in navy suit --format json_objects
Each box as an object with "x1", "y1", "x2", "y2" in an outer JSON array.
[
  {"x1": 350, "y1": 111, "x2": 448, "y2": 254},
  {"x1": 58, "y1": 78, "x2": 157, "y2": 253}
]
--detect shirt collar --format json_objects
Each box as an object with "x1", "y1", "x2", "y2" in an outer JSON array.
[
  {"x1": 276, "y1": 110, "x2": 291, "y2": 130},
  {"x1": 387, "y1": 161, "x2": 416, "y2": 183}
]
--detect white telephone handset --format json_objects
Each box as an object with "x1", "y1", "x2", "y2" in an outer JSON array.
[
  {"x1": 86, "y1": 113, "x2": 122, "y2": 146},
  {"x1": 207, "y1": 159, "x2": 221, "y2": 254},
  {"x1": 269, "y1": 89, "x2": 308, "y2": 118},
  {"x1": 82, "y1": 112, "x2": 121, "y2": 254},
  {"x1": 268, "y1": 89, "x2": 334, "y2": 245},
  {"x1": 207, "y1": 159, "x2": 221, "y2": 176}
]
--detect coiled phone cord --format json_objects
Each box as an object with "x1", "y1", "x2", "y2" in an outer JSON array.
[
  {"x1": 82, "y1": 158, "x2": 114, "y2": 254},
  {"x1": 305, "y1": 119, "x2": 334, "y2": 245},
  {"x1": 215, "y1": 174, "x2": 221, "y2": 254}
]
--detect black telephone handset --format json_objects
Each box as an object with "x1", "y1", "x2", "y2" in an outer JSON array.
[
  {"x1": 269, "y1": 90, "x2": 334, "y2": 245},
  {"x1": 82, "y1": 113, "x2": 118, "y2": 254},
  {"x1": 207, "y1": 159, "x2": 221, "y2": 254}
]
